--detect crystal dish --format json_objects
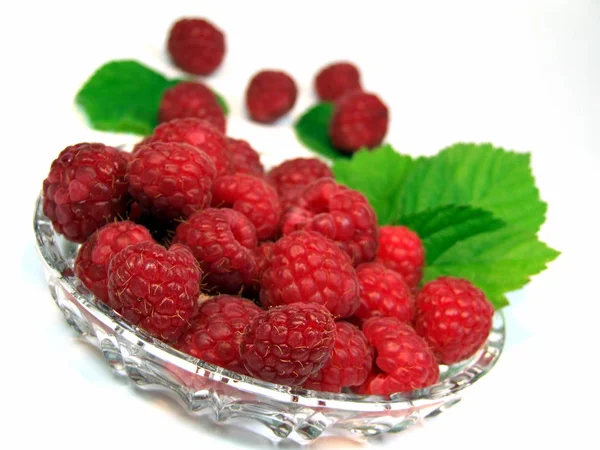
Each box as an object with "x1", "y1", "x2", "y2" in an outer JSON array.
[{"x1": 34, "y1": 193, "x2": 505, "y2": 443}]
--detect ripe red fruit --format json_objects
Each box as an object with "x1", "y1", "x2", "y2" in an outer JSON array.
[
  {"x1": 329, "y1": 91, "x2": 389, "y2": 152},
  {"x1": 226, "y1": 138, "x2": 264, "y2": 177},
  {"x1": 148, "y1": 118, "x2": 232, "y2": 177},
  {"x1": 167, "y1": 18, "x2": 225, "y2": 75},
  {"x1": 212, "y1": 173, "x2": 281, "y2": 241},
  {"x1": 303, "y1": 321, "x2": 373, "y2": 393},
  {"x1": 266, "y1": 157, "x2": 333, "y2": 206},
  {"x1": 107, "y1": 242, "x2": 201, "y2": 343},
  {"x1": 315, "y1": 62, "x2": 362, "y2": 102},
  {"x1": 245, "y1": 70, "x2": 298, "y2": 123},
  {"x1": 176, "y1": 295, "x2": 262, "y2": 374},
  {"x1": 42, "y1": 143, "x2": 129, "y2": 243},
  {"x1": 240, "y1": 303, "x2": 336, "y2": 386},
  {"x1": 414, "y1": 277, "x2": 494, "y2": 365},
  {"x1": 354, "y1": 262, "x2": 414, "y2": 323},
  {"x1": 159, "y1": 82, "x2": 226, "y2": 133},
  {"x1": 376, "y1": 225, "x2": 425, "y2": 291},
  {"x1": 75, "y1": 221, "x2": 154, "y2": 302},
  {"x1": 172, "y1": 208, "x2": 258, "y2": 294},
  {"x1": 127, "y1": 141, "x2": 216, "y2": 221},
  {"x1": 356, "y1": 317, "x2": 439, "y2": 395},
  {"x1": 260, "y1": 230, "x2": 360, "y2": 318},
  {"x1": 280, "y1": 178, "x2": 378, "y2": 266}
]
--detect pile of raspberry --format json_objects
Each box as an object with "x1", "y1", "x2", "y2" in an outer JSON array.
[{"x1": 43, "y1": 114, "x2": 494, "y2": 395}]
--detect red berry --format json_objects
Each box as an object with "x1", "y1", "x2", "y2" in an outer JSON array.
[
  {"x1": 260, "y1": 230, "x2": 360, "y2": 318},
  {"x1": 329, "y1": 91, "x2": 389, "y2": 152},
  {"x1": 245, "y1": 70, "x2": 297, "y2": 123},
  {"x1": 127, "y1": 141, "x2": 216, "y2": 221},
  {"x1": 267, "y1": 158, "x2": 333, "y2": 206},
  {"x1": 132, "y1": 137, "x2": 152, "y2": 156},
  {"x1": 148, "y1": 118, "x2": 232, "y2": 177},
  {"x1": 42, "y1": 143, "x2": 129, "y2": 243},
  {"x1": 356, "y1": 317, "x2": 439, "y2": 395},
  {"x1": 212, "y1": 173, "x2": 281, "y2": 241},
  {"x1": 226, "y1": 138, "x2": 264, "y2": 177},
  {"x1": 315, "y1": 62, "x2": 361, "y2": 102},
  {"x1": 414, "y1": 277, "x2": 494, "y2": 365},
  {"x1": 159, "y1": 82, "x2": 226, "y2": 133},
  {"x1": 376, "y1": 225, "x2": 425, "y2": 291},
  {"x1": 173, "y1": 208, "x2": 258, "y2": 294},
  {"x1": 176, "y1": 295, "x2": 262, "y2": 374},
  {"x1": 303, "y1": 321, "x2": 373, "y2": 392},
  {"x1": 280, "y1": 178, "x2": 378, "y2": 266},
  {"x1": 75, "y1": 221, "x2": 154, "y2": 302},
  {"x1": 167, "y1": 18, "x2": 225, "y2": 76},
  {"x1": 107, "y1": 242, "x2": 201, "y2": 343},
  {"x1": 240, "y1": 303, "x2": 336, "y2": 386},
  {"x1": 254, "y1": 241, "x2": 275, "y2": 279}
]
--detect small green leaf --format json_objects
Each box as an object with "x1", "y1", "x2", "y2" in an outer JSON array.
[{"x1": 294, "y1": 103, "x2": 346, "y2": 160}]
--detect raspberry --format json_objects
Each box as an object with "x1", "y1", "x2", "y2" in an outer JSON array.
[
  {"x1": 315, "y1": 62, "x2": 362, "y2": 102},
  {"x1": 354, "y1": 262, "x2": 414, "y2": 324},
  {"x1": 148, "y1": 118, "x2": 232, "y2": 177},
  {"x1": 329, "y1": 91, "x2": 389, "y2": 152},
  {"x1": 280, "y1": 178, "x2": 378, "y2": 266},
  {"x1": 356, "y1": 317, "x2": 439, "y2": 395},
  {"x1": 42, "y1": 143, "x2": 129, "y2": 243},
  {"x1": 172, "y1": 208, "x2": 258, "y2": 294},
  {"x1": 212, "y1": 174, "x2": 281, "y2": 241},
  {"x1": 376, "y1": 225, "x2": 425, "y2": 291},
  {"x1": 240, "y1": 303, "x2": 336, "y2": 385},
  {"x1": 132, "y1": 137, "x2": 152, "y2": 156},
  {"x1": 127, "y1": 141, "x2": 216, "y2": 221},
  {"x1": 167, "y1": 18, "x2": 225, "y2": 75},
  {"x1": 176, "y1": 295, "x2": 262, "y2": 374},
  {"x1": 245, "y1": 70, "x2": 298, "y2": 123},
  {"x1": 260, "y1": 230, "x2": 360, "y2": 318},
  {"x1": 227, "y1": 138, "x2": 264, "y2": 177},
  {"x1": 414, "y1": 277, "x2": 494, "y2": 365},
  {"x1": 267, "y1": 158, "x2": 333, "y2": 206},
  {"x1": 75, "y1": 221, "x2": 154, "y2": 302},
  {"x1": 254, "y1": 241, "x2": 275, "y2": 279},
  {"x1": 159, "y1": 82, "x2": 226, "y2": 133},
  {"x1": 303, "y1": 321, "x2": 373, "y2": 393},
  {"x1": 107, "y1": 242, "x2": 201, "y2": 343}
]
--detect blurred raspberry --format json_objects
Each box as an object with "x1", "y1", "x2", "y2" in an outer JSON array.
[
  {"x1": 267, "y1": 158, "x2": 333, "y2": 206},
  {"x1": 245, "y1": 70, "x2": 297, "y2": 123},
  {"x1": 167, "y1": 18, "x2": 225, "y2": 75},
  {"x1": 42, "y1": 143, "x2": 129, "y2": 243},
  {"x1": 376, "y1": 225, "x2": 425, "y2": 291},
  {"x1": 315, "y1": 62, "x2": 362, "y2": 102},
  {"x1": 227, "y1": 138, "x2": 264, "y2": 177}
]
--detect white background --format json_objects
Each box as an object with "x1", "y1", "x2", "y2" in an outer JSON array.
[{"x1": 2, "y1": 1, "x2": 599, "y2": 448}]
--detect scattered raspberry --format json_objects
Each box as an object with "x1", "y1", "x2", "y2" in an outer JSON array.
[
  {"x1": 354, "y1": 262, "x2": 414, "y2": 324},
  {"x1": 148, "y1": 118, "x2": 232, "y2": 177},
  {"x1": 245, "y1": 70, "x2": 298, "y2": 123},
  {"x1": 315, "y1": 62, "x2": 362, "y2": 102},
  {"x1": 280, "y1": 178, "x2": 378, "y2": 266},
  {"x1": 240, "y1": 303, "x2": 336, "y2": 385},
  {"x1": 267, "y1": 158, "x2": 333, "y2": 206},
  {"x1": 329, "y1": 91, "x2": 389, "y2": 152},
  {"x1": 356, "y1": 317, "x2": 439, "y2": 395},
  {"x1": 303, "y1": 321, "x2": 373, "y2": 392},
  {"x1": 176, "y1": 295, "x2": 262, "y2": 374},
  {"x1": 42, "y1": 143, "x2": 129, "y2": 243},
  {"x1": 173, "y1": 208, "x2": 258, "y2": 294},
  {"x1": 159, "y1": 82, "x2": 226, "y2": 133},
  {"x1": 212, "y1": 173, "x2": 281, "y2": 241},
  {"x1": 414, "y1": 277, "x2": 494, "y2": 365},
  {"x1": 75, "y1": 221, "x2": 154, "y2": 302},
  {"x1": 260, "y1": 230, "x2": 360, "y2": 318},
  {"x1": 127, "y1": 141, "x2": 216, "y2": 221},
  {"x1": 167, "y1": 18, "x2": 225, "y2": 75},
  {"x1": 107, "y1": 242, "x2": 201, "y2": 343},
  {"x1": 376, "y1": 225, "x2": 425, "y2": 291},
  {"x1": 227, "y1": 138, "x2": 264, "y2": 177}
]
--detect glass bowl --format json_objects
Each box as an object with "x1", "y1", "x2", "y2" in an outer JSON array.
[{"x1": 33, "y1": 193, "x2": 505, "y2": 443}]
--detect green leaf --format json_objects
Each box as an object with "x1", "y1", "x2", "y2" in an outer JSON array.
[
  {"x1": 294, "y1": 102, "x2": 346, "y2": 160},
  {"x1": 397, "y1": 205, "x2": 506, "y2": 263},
  {"x1": 333, "y1": 145, "x2": 418, "y2": 224},
  {"x1": 399, "y1": 143, "x2": 547, "y2": 234}
]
